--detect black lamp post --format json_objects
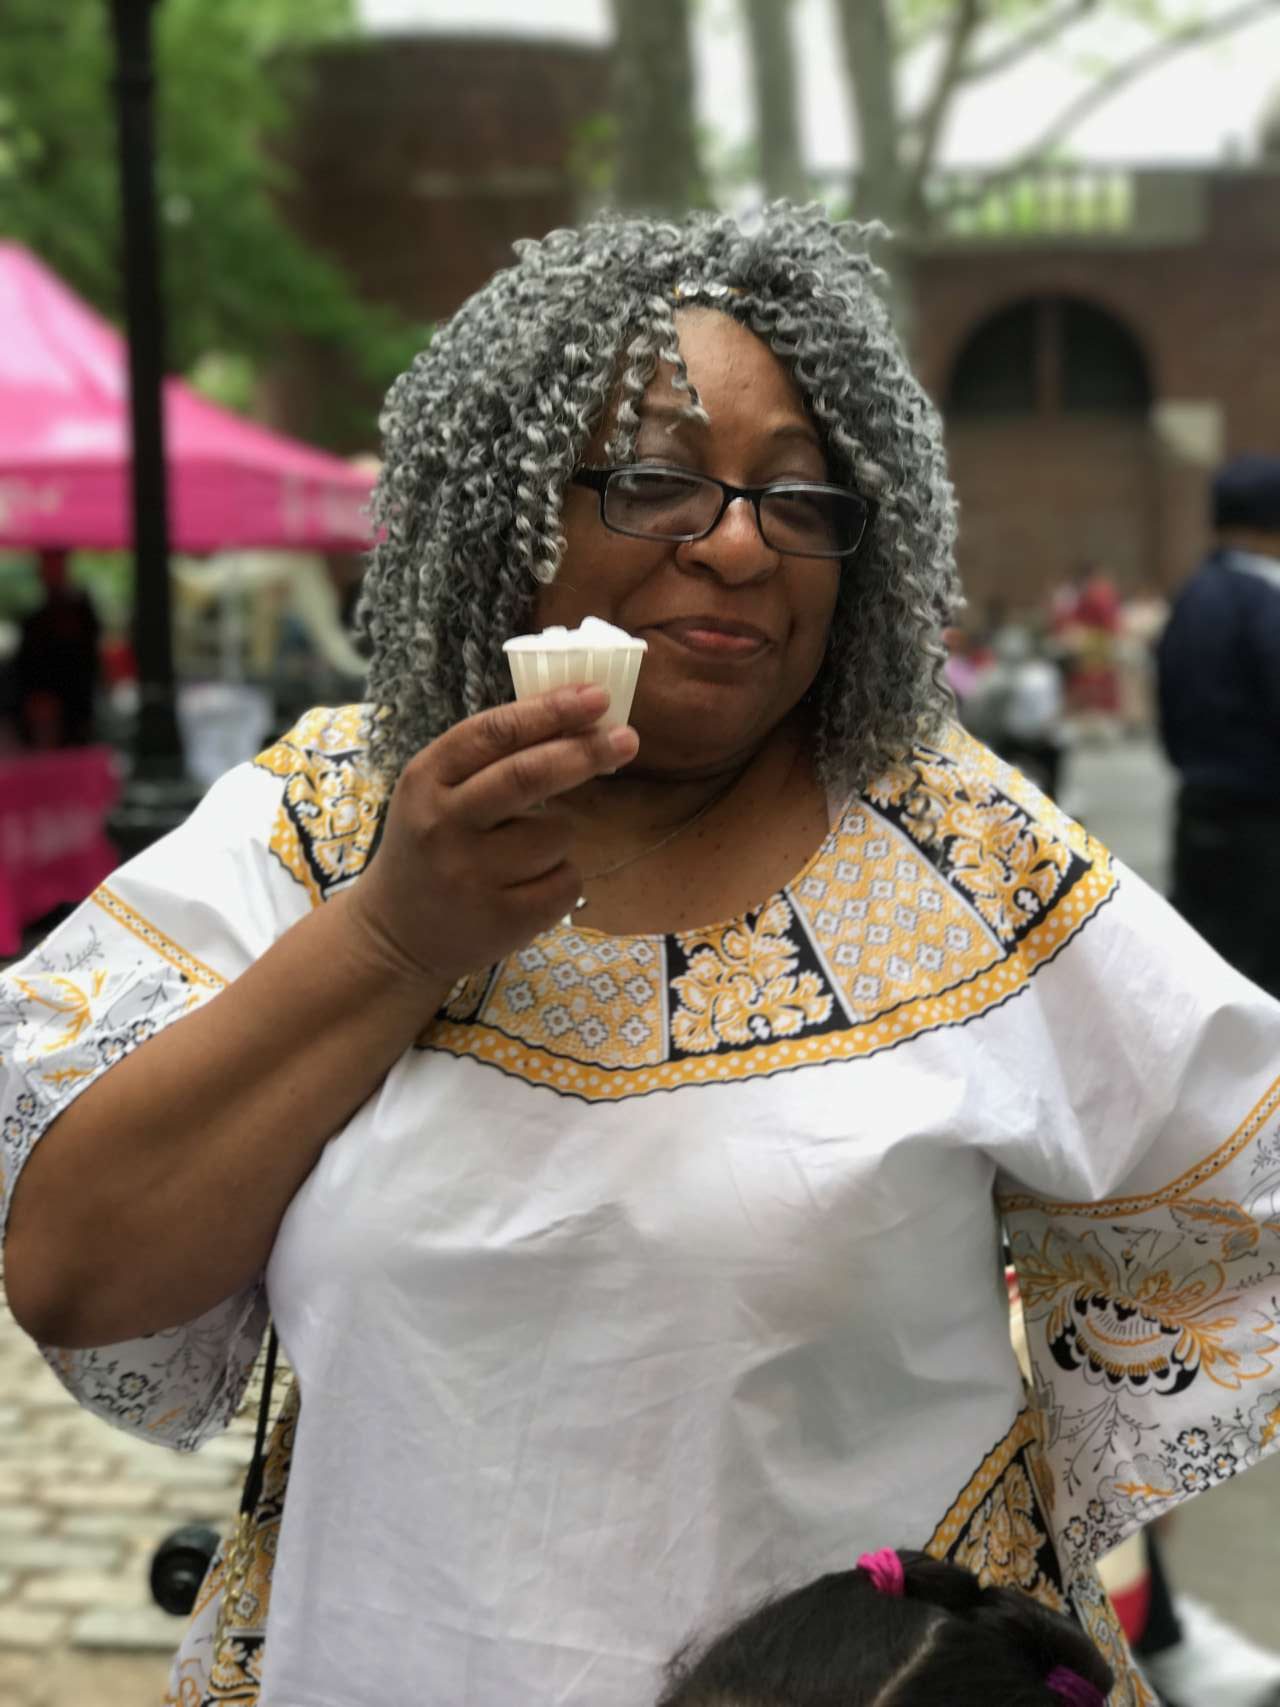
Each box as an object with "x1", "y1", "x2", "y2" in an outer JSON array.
[{"x1": 107, "y1": 0, "x2": 201, "y2": 857}]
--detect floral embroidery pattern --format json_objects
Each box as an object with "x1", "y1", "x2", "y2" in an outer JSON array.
[
  {"x1": 8, "y1": 970, "x2": 107, "y2": 1051},
  {"x1": 1071, "y1": 1571, "x2": 1157, "y2": 1707},
  {"x1": 921, "y1": 1413, "x2": 1153, "y2": 1707},
  {"x1": 459, "y1": 931, "x2": 668, "y2": 1071},
  {"x1": 254, "y1": 706, "x2": 385, "y2": 906},
  {"x1": 927, "y1": 1411, "x2": 1154, "y2": 1706},
  {"x1": 670, "y1": 897, "x2": 833, "y2": 1054},
  {"x1": 1006, "y1": 1172, "x2": 1280, "y2": 1563},
  {"x1": 794, "y1": 823, "x2": 1001, "y2": 1018},
  {"x1": 1014, "y1": 1226, "x2": 1279, "y2": 1398},
  {"x1": 0, "y1": 907, "x2": 266, "y2": 1451},
  {"x1": 164, "y1": 1381, "x2": 298, "y2": 1707},
  {"x1": 869, "y1": 744, "x2": 1089, "y2": 948},
  {"x1": 954, "y1": 1461, "x2": 1054, "y2": 1591},
  {"x1": 419, "y1": 724, "x2": 1116, "y2": 1097}
]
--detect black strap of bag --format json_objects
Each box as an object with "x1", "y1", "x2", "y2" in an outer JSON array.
[
  {"x1": 148, "y1": 1323, "x2": 281, "y2": 1620},
  {"x1": 242, "y1": 1323, "x2": 279, "y2": 1519},
  {"x1": 213, "y1": 1323, "x2": 279, "y2": 1653}
]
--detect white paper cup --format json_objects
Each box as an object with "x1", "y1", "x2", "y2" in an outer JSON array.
[{"x1": 504, "y1": 642, "x2": 646, "y2": 729}]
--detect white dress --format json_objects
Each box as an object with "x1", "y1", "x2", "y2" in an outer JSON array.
[{"x1": 3, "y1": 706, "x2": 1279, "y2": 1707}]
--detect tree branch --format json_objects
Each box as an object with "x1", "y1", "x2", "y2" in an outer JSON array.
[
  {"x1": 907, "y1": 0, "x2": 981, "y2": 199},
  {"x1": 931, "y1": 0, "x2": 1280, "y2": 222},
  {"x1": 741, "y1": 0, "x2": 807, "y2": 201},
  {"x1": 958, "y1": 0, "x2": 1101, "y2": 84},
  {"x1": 893, "y1": 5, "x2": 956, "y2": 58}
]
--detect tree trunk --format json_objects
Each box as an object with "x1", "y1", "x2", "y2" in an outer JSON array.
[
  {"x1": 832, "y1": 0, "x2": 907, "y2": 230},
  {"x1": 831, "y1": 0, "x2": 918, "y2": 346},
  {"x1": 741, "y1": 0, "x2": 807, "y2": 203},
  {"x1": 608, "y1": 0, "x2": 709, "y2": 215}
]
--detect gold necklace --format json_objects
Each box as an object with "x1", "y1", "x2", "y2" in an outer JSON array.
[{"x1": 580, "y1": 768, "x2": 747, "y2": 884}]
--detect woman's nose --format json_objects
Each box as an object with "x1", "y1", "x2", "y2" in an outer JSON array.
[{"x1": 680, "y1": 496, "x2": 779, "y2": 582}]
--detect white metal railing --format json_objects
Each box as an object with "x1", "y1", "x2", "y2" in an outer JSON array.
[
  {"x1": 815, "y1": 165, "x2": 1215, "y2": 244},
  {"x1": 924, "y1": 167, "x2": 1135, "y2": 237}
]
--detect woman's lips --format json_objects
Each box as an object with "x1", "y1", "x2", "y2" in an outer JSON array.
[{"x1": 653, "y1": 620, "x2": 770, "y2": 658}]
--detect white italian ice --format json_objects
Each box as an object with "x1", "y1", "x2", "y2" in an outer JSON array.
[{"x1": 503, "y1": 617, "x2": 647, "y2": 728}]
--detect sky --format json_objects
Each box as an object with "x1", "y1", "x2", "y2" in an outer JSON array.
[{"x1": 353, "y1": 0, "x2": 1280, "y2": 173}]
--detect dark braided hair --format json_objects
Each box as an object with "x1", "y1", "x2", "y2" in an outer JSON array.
[{"x1": 657, "y1": 1552, "x2": 1114, "y2": 1707}]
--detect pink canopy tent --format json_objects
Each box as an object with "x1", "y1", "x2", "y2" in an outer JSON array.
[{"x1": 0, "y1": 242, "x2": 375, "y2": 554}]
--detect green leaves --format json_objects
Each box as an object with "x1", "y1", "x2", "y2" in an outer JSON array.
[{"x1": 0, "y1": 0, "x2": 420, "y2": 420}]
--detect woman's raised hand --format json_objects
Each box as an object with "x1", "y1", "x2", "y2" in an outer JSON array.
[
  {"x1": 346, "y1": 685, "x2": 638, "y2": 988},
  {"x1": 4, "y1": 692, "x2": 637, "y2": 1347}
]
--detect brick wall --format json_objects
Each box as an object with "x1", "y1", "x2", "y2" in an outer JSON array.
[
  {"x1": 945, "y1": 417, "x2": 1160, "y2": 617},
  {"x1": 911, "y1": 168, "x2": 1280, "y2": 609},
  {"x1": 262, "y1": 35, "x2": 610, "y2": 450},
  {"x1": 260, "y1": 53, "x2": 1280, "y2": 609}
]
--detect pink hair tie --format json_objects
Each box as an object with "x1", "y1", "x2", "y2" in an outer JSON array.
[
  {"x1": 1047, "y1": 1667, "x2": 1106, "y2": 1706},
  {"x1": 856, "y1": 1548, "x2": 905, "y2": 1597}
]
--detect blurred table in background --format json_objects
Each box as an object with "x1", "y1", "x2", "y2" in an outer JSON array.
[{"x1": 0, "y1": 746, "x2": 120, "y2": 957}]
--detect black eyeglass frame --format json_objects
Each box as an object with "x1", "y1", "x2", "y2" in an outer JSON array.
[{"x1": 571, "y1": 465, "x2": 875, "y2": 561}]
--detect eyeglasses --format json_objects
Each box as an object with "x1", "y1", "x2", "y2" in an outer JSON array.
[{"x1": 571, "y1": 465, "x2": 873, "y2": 560}]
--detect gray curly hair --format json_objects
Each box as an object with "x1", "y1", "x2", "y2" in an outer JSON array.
[{"x1": 357, "y1": 202, "x2": 960, "y2": 799}]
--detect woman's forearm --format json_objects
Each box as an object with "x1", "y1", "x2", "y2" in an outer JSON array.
[{"x1": 4, "y1": 890, "x2": 449, "y2": 1349}]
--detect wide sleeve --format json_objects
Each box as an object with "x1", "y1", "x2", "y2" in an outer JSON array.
[
  {"x1": 994, "y1": 858, "x2": 1280, "y2": 1571},
  {"x1": 0, "y1": 704, "x2": 380, "y2": 1450}
]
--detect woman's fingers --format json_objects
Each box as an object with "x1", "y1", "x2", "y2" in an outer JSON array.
[
  {"x1": 482, "y1": 810, "x2": 575, "y2": 887},
  {"x1": 451, "y1": 721, "x2": 639, "y2": 831},
  {"x1": 355, "y1": 685, "x2": 637, "y2": 988},
  {"x1": 429, "y1": 684, "x2": 612, "y2": 789}
]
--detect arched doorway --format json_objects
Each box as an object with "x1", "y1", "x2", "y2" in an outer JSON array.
[{"x1": 942, "y1": 295, "x2": 1159, "y2": 614}]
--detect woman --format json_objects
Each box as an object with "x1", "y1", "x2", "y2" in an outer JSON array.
[{"x1": 2, "y1": 207, "x2": 1278, "y2": 1707}]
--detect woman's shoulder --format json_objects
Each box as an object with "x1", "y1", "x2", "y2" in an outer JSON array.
[
  {"x1": 248, "y1": 703, "x2": 388, "y2": 908},
  {"x1": 253, "y1": 703, "x2": 379, "y2": 786},
  {"x1": 873, "y1": 716, "x2": 1105, "y2": 850},
  {"x1": 852, "y1": 718, "x2": 1111, "y2": 954}
]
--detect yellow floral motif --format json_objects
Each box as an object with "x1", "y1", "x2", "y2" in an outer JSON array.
[
  {"x1": 163, "y1": 1379, "x2": 297, "y2": 1707},
  {"x1": 255, "y1": 707, "x2": 386, "y2": 907},
  {"x1": 671, "y1": 897, "x2": 832, "y2": 1054},
  {"x1": 929, "y1": 1411, "x2": 1153, "y2": 1706},
  {"x1": 13, "y1": 970, "x2": 106, "y2": 1052},
  {"x1": 41, "y1": 1065, "x2": 95, "y2": 1089},
  {"x1": 1257, "y1": 1400, "x2": 1280, "y2": 1450},
  {"x1": 954, "y1": 1462, "x2": 1046, "y2": 1588},
  {"x1": 1109, "y1": 1472, "x2": 1177, "y2": 1501},
  {"x1": 1075, "y1": 1576, "x2": 1159, "y2": 1707},
  {"x1": 1012, "y1": 1227, "x2": 1279, "y2": 1393},
  {"x1": 870, "y1": 748, "x2": 1076, "y2": 944},
  {"x1": 935, "y1": 721, "x2": 1094, "y2": 862},
  {"x1": 1171, "y1": 1197, "x2": 1280, "y2": 1262}
]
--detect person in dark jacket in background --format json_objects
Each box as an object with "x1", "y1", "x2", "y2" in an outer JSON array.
[
  {"x1": 1158, "y1": 453, "x2": 1280, "y2": 1002},
  {"x1": 14, "y1": 548, "x2": 100, "y2": 748}
]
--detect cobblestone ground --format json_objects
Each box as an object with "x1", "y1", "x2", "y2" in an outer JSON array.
[{"x1": 0, "y1": 1282, "x2": 255, "y2": 1707}]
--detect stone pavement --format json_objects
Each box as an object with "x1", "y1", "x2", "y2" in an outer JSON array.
[
  {"x1": 1, "y1": 734, "x2": 1276, "y2": 1704},
  {"x1": 0, "y1": 1282, "x2": 255, "y2": 1706}
]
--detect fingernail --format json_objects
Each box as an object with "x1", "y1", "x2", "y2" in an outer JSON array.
[
  {"x1": 574, "y1": 683, "x2": 608, "y2": 703},
  {"x1": 607, "y1": 726, "x2": 637, "y2": 756}
]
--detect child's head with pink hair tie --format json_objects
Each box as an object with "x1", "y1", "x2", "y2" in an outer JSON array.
[{"x1": 657, "y1": 1549, "x2": 1113, "y2": 1707}]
